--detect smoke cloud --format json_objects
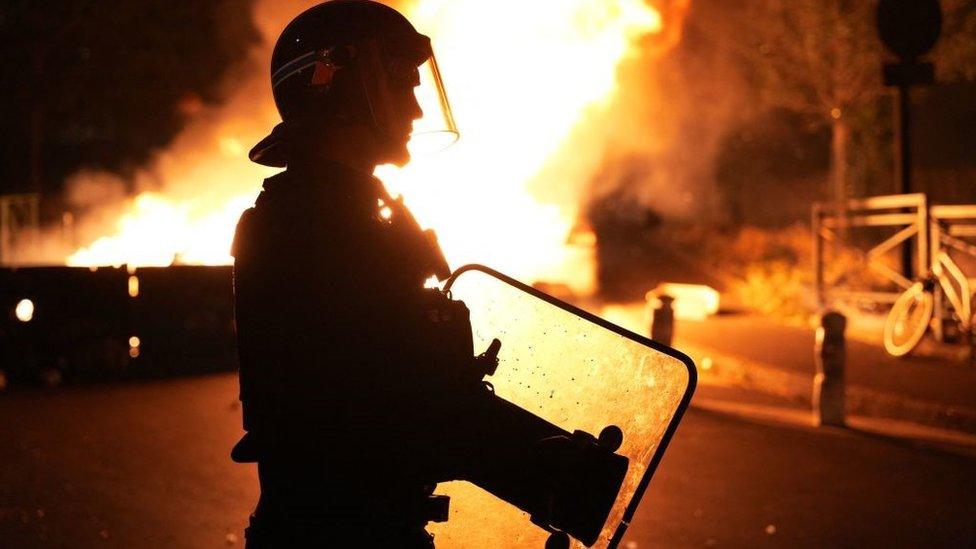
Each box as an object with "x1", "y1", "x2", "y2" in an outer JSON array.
[{"x1": 14, "y1": 0, "x2": 746, "y2": 282}]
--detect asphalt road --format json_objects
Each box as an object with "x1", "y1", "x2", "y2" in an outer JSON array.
[
  {"x1": 1, "y1": 374, "x2": 974, "y2": 548},
  {"x1": 673, "y1": 314, "x2": 976, "y2": 411}
]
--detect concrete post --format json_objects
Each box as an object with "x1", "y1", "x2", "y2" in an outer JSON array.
[
  {"x1": 813, "y1": 311, "x2": 847, "y2": 427},
  {"x1": 649, "y1": 294, "x2": 675, "y2": 347}
]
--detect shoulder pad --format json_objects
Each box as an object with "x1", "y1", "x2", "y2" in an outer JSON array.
[{"x1": 231, "y1": 207, "x2": 257, "y2": 259}]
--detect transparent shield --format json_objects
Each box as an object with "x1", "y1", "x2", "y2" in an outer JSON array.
[{"x1": 429, "y1": 265, "x2": 696, "y2": 548}]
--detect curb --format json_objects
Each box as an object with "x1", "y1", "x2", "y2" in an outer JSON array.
[
  {"x1": 680, "y1": 343, "x2": 976, "y2": 436},
  {"x1": 691, "y1": 396, "x2": 976, "y2": 458}
]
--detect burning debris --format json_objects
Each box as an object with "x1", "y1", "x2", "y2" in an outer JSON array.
[{"x1": 13, "y1": 0, "x2": 694, "y2": 300}]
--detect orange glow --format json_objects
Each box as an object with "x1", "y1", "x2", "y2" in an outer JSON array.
[
  {"x1": 68, "y1": 193, "x2": 257, "y2": 267},
  {"x1": 647, "y1": 283, "x2": 721, "y2": 321},
  {"x1": 378, "y1": 0, "x2": 663, "y2": 293},
  {"x1": 63, "y1": 0, "x2": 667, "y2": 295},
  {"x1": 128, "y1": 336, "x2": 141, "y2": 359},
  {"x1": 15, "y1": 299, "x2": 34, "y2": 323}
]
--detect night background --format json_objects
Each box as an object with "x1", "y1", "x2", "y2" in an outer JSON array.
[{"x1": 1, "y1": 1, "x2": 975, "y2": 547}]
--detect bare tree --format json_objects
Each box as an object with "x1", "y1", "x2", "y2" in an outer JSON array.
[
  {"x1": 937, "y1": 0, "x2": 976, "y2": 81},
  {"x1": 742, "y1": 1, "x2": 880, "y2": 205},
  {"x1": 740, "y1": 0, "x2": 976, "y2": 204}
]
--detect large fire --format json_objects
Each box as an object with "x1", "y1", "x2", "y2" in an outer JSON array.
[
  {"x1": 64, "y1": 0, "x2": 669, "y2": 294},
  {"x1": 53, "y1": 3, "x2": 688, "y2": 545}
]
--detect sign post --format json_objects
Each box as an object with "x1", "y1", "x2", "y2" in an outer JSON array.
[{"x1": 876, "y1": 0, "x2": 942, "y2": 280}]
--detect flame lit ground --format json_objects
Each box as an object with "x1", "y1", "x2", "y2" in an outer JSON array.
[{"x1": 1, "y1": 374, "x2": 973, "y2": 548}]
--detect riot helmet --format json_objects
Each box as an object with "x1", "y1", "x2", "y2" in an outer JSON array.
[{"x1": 251, "y1": 0, "x2": 458, "y2": 167}]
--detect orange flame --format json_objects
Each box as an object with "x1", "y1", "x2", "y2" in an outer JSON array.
[{"x1": 65, "y1": 0, "x2": 667, "y2": 295}]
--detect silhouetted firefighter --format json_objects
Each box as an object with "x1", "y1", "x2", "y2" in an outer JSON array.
[{"x1": 231, "y1": 2, "x2": 629, "y2": 547}]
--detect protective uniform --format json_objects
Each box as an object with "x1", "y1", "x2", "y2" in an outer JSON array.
[
  {"x1": 230, "y1": 3, "x2": 685, "y2": 548},
  {"x1": 233, "y1": 156, "x2": 452, "y2": 546},
  {"x1": 232, "y1": 2, "x2": 460, "y2": 545}
]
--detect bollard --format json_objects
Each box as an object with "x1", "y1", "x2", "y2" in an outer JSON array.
[
  {"x1": 813, "y1": 311, "x2": 846, "y2": 427},
  {"x1": 648, "y1": 294, "x2": 676, "y2": 347}
]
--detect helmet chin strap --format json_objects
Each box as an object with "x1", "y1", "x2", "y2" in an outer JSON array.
[
  {"x1": 373, "y1": 127, "x2": 412, "y2": 167},
  {"x1": 250, "y1": 117, "x2": 407, "y2": 171},
  {"x1": 293, "y1": 119, "x2": 390, "y2": 174}
]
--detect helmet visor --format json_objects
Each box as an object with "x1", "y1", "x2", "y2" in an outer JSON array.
[
  {"x1": 408, "y1": 52, "x2": 459, "y2": 154},
  {"x1": 361, "y1": 35, "x2": 459, "y2": 155}
]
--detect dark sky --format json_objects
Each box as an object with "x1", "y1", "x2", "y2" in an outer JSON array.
[
  {"x1": 0, "y1": 0, "x2": 972, "y2": 213},
  {"x1": 0, "y1": 0, "x2": 259, "y2": 196}
]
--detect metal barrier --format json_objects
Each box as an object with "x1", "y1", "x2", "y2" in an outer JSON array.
[
  {"x1": 0, "y1": 265, "x2": 237, "y2": 384},
  {"x1": 813, "y1": 193, "x2": 928, "y2": 307},
  {"x1": 929, "y1": 204, "x2": 976, "y2": 342},
  {"x1": 814, "y1": 194, "x2": 976, "y2": 344}
]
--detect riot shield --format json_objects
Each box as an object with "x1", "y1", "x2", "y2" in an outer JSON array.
[{"x1": 428, "y1": 265, "x2": 696, "y2": 548}]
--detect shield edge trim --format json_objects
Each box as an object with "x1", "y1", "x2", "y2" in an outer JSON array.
[{"x1": 443, "y1": 264, "x2": 698, "y2": 548}]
